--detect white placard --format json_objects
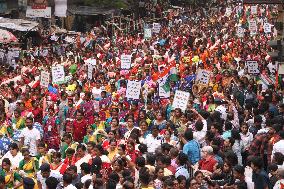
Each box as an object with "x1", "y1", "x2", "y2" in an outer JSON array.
[
  {"x1": 121, "y1": 55, "x2": 132, "y2": 69},
  {"x1": 246, "y1": 60, "x2": 259, "y2": 74},
  {"x1": 196, "y1": 69, "x2": 210, "y2": 84},
  {"x1": 144, "y1": 28, "x2": 152, "y2": 39},
  {"x1": 52, "y1": 65, "x2": 65, "y2": 83},
  {"x1": 172, "y1": 90, "x2": 190, "y2": 112},
  {"x1": 251, "y1": 6, "x2": 257, "y2": 15},
  {"x1": 249, "y1": 20, "x2": 257, "y2": 35},
  {"x1": 84, "y1": 58, "x2": 96, "y2": 66},
  {"x1": 236, "y1": 26, "x2": 244, "y2": 38},
  {"x1": 264, "y1": 23, "x2": 271, "y2": 33},
  {"x1": 26, "y1": 6, "x2": 51, "y2": 18},
  {"x1": 152, "y1": 23, "x2": 161, "y2": 33},
  {"x1": 278, "y1": 63, "x2": 284, "y2": 75},
  {"x1": 126, "y1": 80, "x2": 142, "y2": 100},
  {"x1": 54, "y1": 0, "x2": 67, "y2": 17},
  {"x1": 40, "y1": 71, "x2": 50, "y2": 88},
  {"x1": 87, "y1": 63, "x2": 93, "y2": 80},
  {"x1": 225, "y1": 8, "x2": 232, "y2": 17}
]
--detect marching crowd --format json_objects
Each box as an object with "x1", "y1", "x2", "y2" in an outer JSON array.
[{"x1": 0, "y1": 0, "x2": 283, "y2": 188}]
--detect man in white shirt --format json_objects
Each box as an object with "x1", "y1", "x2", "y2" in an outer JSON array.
[
  {"x1": 80, "y1": 162, "x2": 92, "y2": 184},
  {"x1": 272, "y1": 131, "x2": 284, "y2": 160},
  {"x1": 37, "y1": 163, "x2": 62, "y2": 189},
  {"x1": 19, "y1": 117, "x2": 41, "y2": 156},
  {"x1": 63, "y1": 173, "x2": 77, "y2": 189},
  {"x1": 143, "y1": 125, "x2": 162, "y2": 153}
]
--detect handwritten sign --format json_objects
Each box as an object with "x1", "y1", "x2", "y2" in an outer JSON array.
[
  {"x1": 126, "y1": 80, "x2": 142, "y2": 100},
  {"x1": 264, "y1": 23, "x2": 271, "y2": 33},
  {"x1": 26, "y1": 6, "x2": 51, "y2": 18},
  {"x1": 144, "y1": 28, "x2": 152, "y2": 39},
  {"x1": 236, "y1": 26, "x2": 244, "y2": 38},
  {"x1": 249, "y1": 20, "x2": 257, "y2": 35},
  {"x1": 52, "y1": 65, "x2": 65, "y2": 83},
  {"x1": 196, "y1": 69, "x2": 210, "y2": 84},
  {"x1": 40, "y1": 71, "x2": 50, "y2": 88},
  {"x1": 121, "y1": 55, "x2": 132, "y2": 69},
  {"x1": 172, "y1": 90, "x2": 190, "y2": 112},
  {"x1": 246, "y1": 60, "x2": 259, "y2": 74},
  {"x1": 152, "y1": 23, "x2": 161, "y2": 33}
]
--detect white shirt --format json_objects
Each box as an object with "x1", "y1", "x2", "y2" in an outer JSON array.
[
  {"x1": 143, "y1": 134, "x2": 163, "y2": 153},
  {"x1": 0, "y1": 151, "x2": 23, "y2": 170},
  {"x1": 64, "y1": 184, "x2": 77, "y2": 189},
  {"x1": 37, "y1": 170, "x2": 62, "y2": 189},
  {"x1": 81, "y1": 174, "x2": 92, "y2": 184},
  {"x1": 19, "y1": 127, "x2": 41, "y2": 156},
  {"x1": 272, "y1": 140, "x2": 284, "y2": 159},
  {"x1": 175, "y1": 166, "x2": 189, "y2": 179},
  {"x1": 193, "y1": 131, "x2": 206, "y2": 148},
  {"x1": 240, "y1": 132, "x2": 253, "y2": 150}
]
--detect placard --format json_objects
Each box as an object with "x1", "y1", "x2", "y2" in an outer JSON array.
[
  {"x1": 158, "y1": 76, "x2": 170, "y2": 98},
  {"x1": 26, "y1": 6, "x2": 51, "y2": 18},
  {"x1": 264, "y1": 23, "x2": 271, "y2": 33},
  {"x1": 121, "y1": 55, "x2": 132, "y2": 69},
  {"x1": 236, "y1": 26, "x2": 245, "y2": 38},
  {"x1": 52, "y1": 65, "x2": 65, "y2": 83},
  {"x1": 251, "y1": 5, "x2": 257, "y2": 14},
  {"x1": 246, "y1": 60, "x2": 259, "y2": 74},
  {"x1": 172, "y1": 90, "x2": 190, "y2": 112},
  {"x1": 40, "y1": 71, "x2": 50, "y2": 88},
  {"x1": 87, "y1": 63, "x2": 93, "y2": 80},
  {"x1": 126, "y1": 80, "x2": 142, "y2": 100},
  {"x1": 152, "y1": 23, "x2": 161, "y2": 33},
  {"x1": 249, "y1": 20, "x2": 257, "y2": 35},
  {"x1": 84, "y1": 58, "x2": 96, "y2": 66},
  {"x1": 225, "y1": 8, "x2": 232, "y2": 17},
  {"x1": 144, "y1": 28, "x2": 152, "y2": 39},
  {"x1": 54, "y1": 0, "x2": 67, "y2": 17},
  {"x1": 278, "y1": 63, "x2": 284, "y2": 75},
  {"x1": 195, "y1": 69, "x2": 210, "y2": 84}
]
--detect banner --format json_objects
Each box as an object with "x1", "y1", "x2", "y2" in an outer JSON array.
[
  {"x1": 121, "y1": 55, "x2": 132, "y2": 69},
  {"x1": 246, "y1": 60, "x2": 259, "y2": 74},
  {"x1": 195, "y1": 69, "x2": 210, "y2": 84},
  {"x1": 126, "y1": 80, "x2": 142, "y2": 100},
  {"x1": 152, "y1": 23, "x2": 161, "y2": 33},
  {"x1": 54, "y1": 0, "x2": 67, "y2": 17},
  {"x1": 264, "y1": 23, "x2": 271, "y2": 33},
  {"x1": 172, "y1": 90, "x2": 190, "y2": 112},
  {"x1": 40, "y1": 71, "x2": 50, "y2": 88},
  {"x1": 144, "y1": 28, "x2": 152, "y2": 39},
  {"x1": 52, "y1": 65, "x2": 65, "y2": 83},
  {"x1": 26, "y1": 6, "x2": 51, "y2": 18}
]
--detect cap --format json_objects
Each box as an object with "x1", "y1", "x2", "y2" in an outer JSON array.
[
  {"x1": 23, "y1": 177, "x2": 35, "y2": 188},
  {"x1": 40, "y1": 163, "x2": 51, "y2": 172}
]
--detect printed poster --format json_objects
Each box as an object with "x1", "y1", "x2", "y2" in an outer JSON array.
[
  {"x1": 52, "y1": 65, "x2": 65, "y2": 83},
  {"x1": 236, "y1": 26, "x2": 244, "y2": 38},
  {"x1": 152, "y1": 23, "x2": 161, "y2": 33},
  {"x1": 40, "y1": 71, "x2": 50, "y2": 88},
  {"x1": 126, "y1": 80, "x2": 142, "y2": 100},
  {"x1": 144, "y1": 28, "x2": 152, "y2": 39},
  {"x1": 249, "y1": 20, "x2": 257, "y2": 35},
  {"x1": 172, "y1": 90, "x2": 190, "y2": 112},
  {"x1": 264, "y1": 23, "x2": 271, "y2": 33}
]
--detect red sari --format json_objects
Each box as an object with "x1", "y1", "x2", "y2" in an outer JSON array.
[{"x1": 73, "y1": 119, "x2": 87, "y2": 142}]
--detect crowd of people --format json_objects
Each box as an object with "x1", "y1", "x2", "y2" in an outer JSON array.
[{"x1": 0, "y1": 0, "x2": 283, "y2": 188}]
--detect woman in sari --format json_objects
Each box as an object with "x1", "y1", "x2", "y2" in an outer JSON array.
[
  {"x1": 42, "y1": 107, "x2": 61, "y2": 150},
  {"x1": 0, "y1": 158, "x2": 22, "y2": 189},
  {"x1": 18, "y1": 149, "x2": 39, "y2": 178},
  {"x1": 60, "y1": 133, "x2": 77, "y2": 159},
  {"x1": 11, "y1": 109, "x2": 25, "y2": 130},
  {"x1": 50, "y1": 152, "x2": 67, "y2": 174}
]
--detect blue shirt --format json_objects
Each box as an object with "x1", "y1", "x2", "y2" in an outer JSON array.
[{"x1": 183, "y1": 139, "x2": 201, "y2": 164}]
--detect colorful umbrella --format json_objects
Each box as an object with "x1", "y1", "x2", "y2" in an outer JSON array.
[{"x1": 0, "y1": 29, "x2": 18, "y2": 43}]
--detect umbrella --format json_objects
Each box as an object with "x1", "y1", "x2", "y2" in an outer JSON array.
[{"x1": 0, "y1": 29, "x2": 18, "y2": 43}]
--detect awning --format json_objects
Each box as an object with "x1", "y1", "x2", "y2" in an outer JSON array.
[
  {"x1": 0, "y1": 17, "x2": 39, "y2": 31},
  {"x1": 68, "y1": 6, "x2": 116, "y2": 16}
]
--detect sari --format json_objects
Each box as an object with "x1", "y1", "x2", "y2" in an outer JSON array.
[
  {"x1": 42, "y1": 115, "x2": 60, "y2": 150},
  {"x1": 19, "y1": 158, "x2": 39, "y2": 178},
  {"x1": 0, "y1": 169, "x2": 22, "y2": 189}
]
